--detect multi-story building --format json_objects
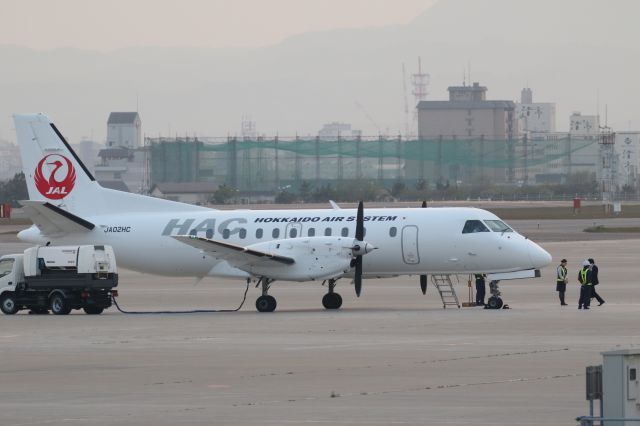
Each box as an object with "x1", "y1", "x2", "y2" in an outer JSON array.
[
  {"x1": 417, "y1": 82, "x2": 517, "y2": 140},
  {"x1": 516, "y1": 88, "x2": 556, "y2": 133},
  {"x1": 107, "y1": 112, "x2": 142, "y2": 149}
]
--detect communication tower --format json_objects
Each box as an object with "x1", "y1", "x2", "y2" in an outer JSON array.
[
  {"x1": 598, "y1": 126, "x2": 618, "y2": 208},
  {"x1": 241, "y1": 115, "x2": 257, "y2": 140},
  {"x1": 411, "y1": 57, "x2": 430, "y2": 137}
]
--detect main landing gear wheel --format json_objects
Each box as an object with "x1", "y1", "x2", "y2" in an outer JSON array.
[
  {"x1": 50, "y1": 294, "x2": 71, "y2": 315},
  {"x1": 256, "y1": 295, "x2": 277, "y2": 312},
  {"x1": 0, "y1": 293, "x2": 19, "y2": 315},
  {"x1": 486, "y1": 296, "x2": 503, "y2": 310},
  {"x1": 322, "y1": 292, "x2": 342, "y2": 310},
  {"x1": 255, "y1": 277, "x2": 277, "y2": 312}
]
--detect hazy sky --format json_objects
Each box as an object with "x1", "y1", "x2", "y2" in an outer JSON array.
[
  {"x1": 2, "y1": 0, "x2": 434, "y2": 50},
  {"x1": 1, "y1": 0, "x2": 638, "y2": 144}
]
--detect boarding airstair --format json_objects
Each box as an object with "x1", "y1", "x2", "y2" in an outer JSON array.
[{"x1": 431, "y1": 274, "x2": 461, "y2": 309}]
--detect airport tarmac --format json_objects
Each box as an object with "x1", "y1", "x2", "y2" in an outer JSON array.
[{"x1": 1, "y1": 221, "x2": 640, "y2": 425}]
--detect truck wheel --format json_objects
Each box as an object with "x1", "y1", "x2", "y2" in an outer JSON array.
[
  {"x1": 83, "y1": 306, "x2": 104, "y2": 315},
  {"x1": 50, "y1": 294, "x2": 71, "y2": 315},
  {"x1": 0, "y1": 293, "x2": 19, "y2": 315}
]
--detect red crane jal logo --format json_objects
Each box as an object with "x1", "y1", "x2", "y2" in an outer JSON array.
[{"x1": 34, "y1": 154, "x2": 76, "y2": 200}]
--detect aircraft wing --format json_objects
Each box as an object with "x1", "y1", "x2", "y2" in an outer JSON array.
[
  {"x1": 172, "y1": 235, "x2": 295, "y2": 268},
  {"x1": 20, "y1": 200, "x2": 95, "y2": 235}
]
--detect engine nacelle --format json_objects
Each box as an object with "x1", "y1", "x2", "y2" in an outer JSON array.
[{"x1": 245, "y1": 237, "x2": 355, "y2": 281}]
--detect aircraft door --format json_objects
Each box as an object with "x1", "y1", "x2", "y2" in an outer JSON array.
[
  {"x1": 401, "y1": 225, "x2": 420, "y2": 264},
  {"x1": 285, "y1": 222, "x2": 303, "y2": 239}
]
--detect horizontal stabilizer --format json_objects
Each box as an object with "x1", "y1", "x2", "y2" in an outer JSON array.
[
  {"x1": 486, "y1": 269, "x2": 541, "y2": 281},
  {"x1": 20, "y1": 200, "x2": 95, "y2": 235},
  {"x1": 172, "y1": 235, "x2": 295, "y2": 269}
]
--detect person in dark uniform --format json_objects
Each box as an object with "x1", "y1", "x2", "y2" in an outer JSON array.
[
  {"x1": 588, "y1": 258, "x2": 605, "y2": 306},
  {"x1": 578, "y1": 260, "x2": 593, "y2": 310},
  {"x1": 475, "y1": 273, "x2": 486, "y2": 306},
  {"x1": 556, "y1": 259, "x2": 568, "y2": 306}
]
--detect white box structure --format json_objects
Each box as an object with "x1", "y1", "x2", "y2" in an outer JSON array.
[{"x1": 602, "y1": 348, "x2": 640, "y2": 425}]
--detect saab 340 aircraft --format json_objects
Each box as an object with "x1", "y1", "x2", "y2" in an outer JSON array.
[{"x1": 13, "y1": 114, "x2": 552, "y2": 312}]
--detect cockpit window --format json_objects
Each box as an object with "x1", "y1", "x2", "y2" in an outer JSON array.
[
  {"x1": 484, "y1": 220, "x2": 513, "y2": 232},
  {"x1": 462, "y1": 220, "x2": 490, "y2": 234}
]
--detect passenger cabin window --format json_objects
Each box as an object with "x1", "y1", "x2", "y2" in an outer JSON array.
[
  {"x1": 272, "y1": 228, "x2": 280, "y2": 238},
  {"x1": 462, "y1": 220, "x2": 490, "y2": 234},
  {"x1": 389, "y1": 227, "x2": 397, "y2": 237},
  {"x1": 256, "y1": 228, "x2": 263, "y2": 239},
  {"x1": 289, "y1": 228, "x2": 297, "y2": 238},
  {"x1": 484, "y1": 220, "x2": 513, "y2": 232},
  {"x1": 222, "y1": 229, "x2": 231, "y2": 239},
  {"x1": 239, "y1": 228, "x2": 247, "y2": 239},
  {"x1": 206, "y1": 229, "x2": 214, "y2": 239},
  {"x1": 308, "y1": 228, "x2": 315, "y2": 237},
  {"x1": 324, "y1": 228, "x2": 332, "y2": 236},
  {"x1": 0, "y1": 258, "x2": 14, "y2": 277},
  {"x1": 341, "y1": 227, "x2": 349, "y2": 237}
]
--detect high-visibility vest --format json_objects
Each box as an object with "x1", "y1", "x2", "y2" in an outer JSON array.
[
  {"x1": 557, "y1": 265, "x2": 567, "y2": 282},
  {"x1": 580, "y1": 268, "x2": 592, "y2": 285}
]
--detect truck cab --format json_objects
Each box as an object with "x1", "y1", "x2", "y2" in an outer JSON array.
[{"x1": 0, "y1": 254, "x2": 25, "y2": 290}]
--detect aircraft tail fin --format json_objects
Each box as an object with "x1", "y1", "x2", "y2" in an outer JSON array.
[{"x1": 13, "y1": 114, "x2": 208, "y2": 216}]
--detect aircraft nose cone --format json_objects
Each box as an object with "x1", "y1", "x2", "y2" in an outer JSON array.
[{"x1": 528, "y1": 240, "x2": 552, "y2": 268}]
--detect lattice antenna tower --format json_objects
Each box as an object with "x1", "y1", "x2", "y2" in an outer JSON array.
[
  {"x1": 411, "y1": 57, "x2": 430, "y2": 134},
  {"x1": 241, "y1": 115, "x2": 256, "y2": 140},
  {"x1": 402, "y1": 63, "x2": 410, "y2": 138}
]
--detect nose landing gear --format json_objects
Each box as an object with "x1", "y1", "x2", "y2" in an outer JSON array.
[
  {"x1": 486, "y1": 280, "x2": 504, "y2": 309},
  {"x1": 322, "y1": 279, "x2": 342, "y2": 310}
]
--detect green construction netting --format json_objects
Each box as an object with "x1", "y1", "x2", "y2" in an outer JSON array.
[{"x1": 149, "y1": 137, "x2": 598, "y2": 188}]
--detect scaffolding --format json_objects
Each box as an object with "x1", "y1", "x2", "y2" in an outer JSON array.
[{"x1": 146, "y1": 135, "x2": 599, "y2": 191}]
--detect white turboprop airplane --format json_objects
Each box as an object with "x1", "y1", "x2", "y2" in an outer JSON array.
[{"x1": 13, "y1": 114, "x2": 552, "y2": 312}]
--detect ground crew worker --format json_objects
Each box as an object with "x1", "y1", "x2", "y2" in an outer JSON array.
[
  {"x1": 578, "y1": 260, "x2": 593, "y2": 310},
  {"x1": 588, "y1": 258, "x2": 605, "y2": 306},
  {"x1": 556, "y1": 259, "x2": 568, "y2": 306},
  {"x1": 475, "y1": 273, "x2": 486, "y2": 306}
]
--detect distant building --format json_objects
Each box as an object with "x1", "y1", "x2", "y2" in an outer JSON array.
[
  {"x1": 107, "y1": 112, "x2": 142, "y2": 149},
  {"x1": 570, "y1": 112, "x2": 599, "y2": 137},
  {"x1": 0, "y1": 141, "x2": 22, "y2": 180},
  {"x1": 150, "y1": 182, "x2": 219, "y2": 204},
  {"x1": 616, "y1": 132, "x2": 640, "y2": 190},
  {"x1": 94, "y1": 147, "x2": 147, "y2": 194},
  {"x1": 318, "y1": 122, "x2": 362, "y2": 139},
  {"x1": 417, "y1": 82, "x2": 517, "y2": 140},
  {"x1": 71, "y1": 139, "x2": 103, "y2": 175},
  {"x1": 516, "y1": 88, "x2": 556, "y2": 133}
]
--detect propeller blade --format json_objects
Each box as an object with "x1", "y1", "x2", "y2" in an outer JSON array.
[
  {"x1": 355, "y1": 201, "x2": 364, "y2": 241},
  {"x1": 354, "y1": 256, "x2": 362, "y2": 297},
  {"x1": 420, "y1": 274, "x2": 427, "y2": 294}
]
